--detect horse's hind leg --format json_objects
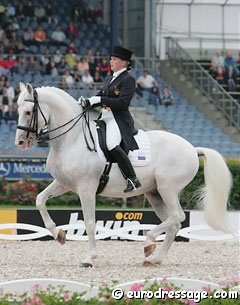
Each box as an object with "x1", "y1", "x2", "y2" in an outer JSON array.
[
  {"x1": 144, "y1": 190, "x2": 165, "y2": 256},
  {"x1": 36, "y1": 179, "x2": 67, "y2": 243},
  {"x1": 144, "y1": 190, "x2": 184, "y2": 266}
]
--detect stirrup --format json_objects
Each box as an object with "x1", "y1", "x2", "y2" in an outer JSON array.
[{"x1": 124, "y1": 177, "x2": 141, "y2": 193}]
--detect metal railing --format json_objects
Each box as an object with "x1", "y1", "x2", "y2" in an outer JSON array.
[
  {"x1": 165, "y1": 37, "x2": 240, "y2": 132},
  {"x1": 172, "y1": 37, "x2": 240, "y2": 61}
]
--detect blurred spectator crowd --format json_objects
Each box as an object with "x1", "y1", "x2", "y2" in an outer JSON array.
[
  {"x1": 0, "y1": 0, "x2": 111, "y2": 122},
  {"x1": 209, "y1": 50, "x2": 240, "y2": 93}
]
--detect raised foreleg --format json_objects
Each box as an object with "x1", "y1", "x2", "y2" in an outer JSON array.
[{"x1": 36, "y1": 179, "x2": 68, "y2": 243}]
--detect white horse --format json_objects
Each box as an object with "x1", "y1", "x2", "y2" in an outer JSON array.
[{"x1": 15, "y1": 83, "x2": 233, "y2": 267}]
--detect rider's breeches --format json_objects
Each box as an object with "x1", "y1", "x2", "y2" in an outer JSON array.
[{"x1": 102, "y1": 109, "x2": 121, "y2": 151}]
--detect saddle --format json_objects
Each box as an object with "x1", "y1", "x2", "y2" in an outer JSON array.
[
  {"x1": 95, "y1": 120, "x2": 151, "y2": 194},
  {"x1": 95, "y1": 119, "x2": 138, "y2": 162},
  {"x1": 95, "y1": 120, "x2": 114, "y2": 194}
]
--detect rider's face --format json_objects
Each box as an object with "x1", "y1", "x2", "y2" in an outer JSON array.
[{"x1": 110, "y1": 56, "x2": 128, "y2": 72}]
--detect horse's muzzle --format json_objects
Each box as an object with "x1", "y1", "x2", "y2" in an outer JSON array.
[{"x1": 15, "y1": 133, "x2": 35, "y2": 150}]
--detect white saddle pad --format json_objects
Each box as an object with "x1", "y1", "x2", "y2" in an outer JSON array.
[
  {"x1": 95, "y1": 128, "x2": 151, "y2": 167},
  {"x1": 128, "y1": 130, "x2": 151, "y2": 166}
]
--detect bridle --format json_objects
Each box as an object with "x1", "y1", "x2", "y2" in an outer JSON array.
[
  {"x1": 17, "y1": 89, "x2": 96, "y2": 151},
  {"x1": 17, "y1": 89, "x2": 47, "y2": 139}
]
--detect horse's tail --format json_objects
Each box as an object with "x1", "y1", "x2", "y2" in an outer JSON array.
[{"x1": 196, "y1": 147, "x2": 235, "y2": 235}]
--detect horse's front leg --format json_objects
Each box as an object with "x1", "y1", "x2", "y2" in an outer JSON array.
[
  {"x1": 79, "y1": 190, "x2": 97, "y2": 268},
  {"x1": 36, "y1": 179, "x2": 67, "y2": 243}
]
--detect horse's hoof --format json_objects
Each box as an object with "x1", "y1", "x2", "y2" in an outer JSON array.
[
  {"x1": 142, "y1": 260, "x2": 157, "y2": 267},
  {"x1": 144, "y1": 244, "x2": 156, "y2": 257},
  {"x1": 80, "y1": 263, "x2": 93, "y2": 268},
  {"x1": 56, "y1": 229, "x2": 66, "y2": 245}
]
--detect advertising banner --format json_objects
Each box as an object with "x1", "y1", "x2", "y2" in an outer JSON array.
[
  {"x1": 0, "y1": 158, "x2": 52, "y2": 180},
  {"x1": 17, "y1": 209, "x2": 190, "y2": 241},
  {"x1": 1, "y1": 209, "x2": 237, "y2": 242},
  {"x1": 0, "y1": 210, "x2": 17, "y2": 237}
]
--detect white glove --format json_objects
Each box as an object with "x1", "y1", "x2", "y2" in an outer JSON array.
[
  {"x1": 78, "y1": 96, "x2": 86, "y2": 105},
  {"x1": 89, "y1": 96, "x2": 101, "y2": 106}
]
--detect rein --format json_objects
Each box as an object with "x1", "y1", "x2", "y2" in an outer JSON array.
[{"x1": 17, "y1": 89, "x2": 96, "y2": 152}]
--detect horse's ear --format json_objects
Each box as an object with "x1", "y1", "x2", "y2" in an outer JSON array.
[
  {"x1": 26, "y1": 83, "x2": 33, "y2": 95},
  {"x1": 19, "y1": 82, "x2": 26, "y2": 92}
]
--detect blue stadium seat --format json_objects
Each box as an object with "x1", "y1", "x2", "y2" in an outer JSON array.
[
  {"x1": 30, "y1": 20, "x2": 38, "y2": 31},
  {"x1": 69, "y1": 89, "x2": 79, "y2": 100},
  {"x1": 19, "y1": 20, "x2": 29, "y2": 31},
  {"x1": 29, "y1": 45, "x2": 39, "y2": 54},
  {"x1": 92, "y1": 39, "x2": 101, "y2": 49},
  {"x1": 17, "y1": 66, "x2": 26, "y2": 76},
  {"x1": 38, "y1": 44, "x2": 47, "y2": 54},
  {"x1": 86, "y1": 31, "x2": 95, "y2": 40},
  {"x1": 33, "y1": 73, "x2": 44, "y2": 87},
  {"x1": 42, "y1": 75, "x2": 54, "y2": 83},
  {"x1": 82, "y1": 39, "x2": 92, "y2": 49},
  {"x1": 49, "y1": 45, "x2": 58, "y2": 54},
  {"x1": 99, "y1": 46, "x2": 108, "y2": 55},
  {"x1": 146, "y1": 104, "x2": 156, "y2": 115},
  {"x1": 78, "y1": 23, "x2": 88, "y2": 32},
  {"x1": 59, "y1": 45, "x2": 67, "y2": 54},
  {"x1": 16, "y1": 29, "x2": 24, "y2": 40},
  {"x1": 41, "y1": 22, "x2": 49, "y2": 31},
  {"x1": 23, "y1": 73, "x2": 33, "y2": 83},
  {"x1": 11, "y1": 73, "x2": 22, "y2": 86}
]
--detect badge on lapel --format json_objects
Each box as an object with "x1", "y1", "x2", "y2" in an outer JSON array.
[{"x1": 114, "y1": 86, "x2": 120, "y2": 96}]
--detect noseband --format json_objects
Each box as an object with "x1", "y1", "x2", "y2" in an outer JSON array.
[{"x1": 17, "y1": 89, "x2": 48, "y2": 140}]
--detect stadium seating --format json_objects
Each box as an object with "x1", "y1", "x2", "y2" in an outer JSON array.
[
  {"x1": 0, "y1": 0, "x2": 105, "y2": 156},
  {"x1": 132, "y1": 74, "x2": 240, "y2": 157},
  {"x1": 0, "y1": 0, "x2": 239, "y2": 158}
]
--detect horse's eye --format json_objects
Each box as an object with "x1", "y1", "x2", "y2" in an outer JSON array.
[{"x1": 25, "y1": 111, "x2": 31, "y2": 116}]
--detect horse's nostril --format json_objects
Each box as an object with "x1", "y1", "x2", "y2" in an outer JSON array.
[{"x1": 19, "y1": 141, "x2": 24, "y2": 145}]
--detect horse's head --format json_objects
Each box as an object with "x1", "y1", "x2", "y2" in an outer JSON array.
[{"x1": 15, "y1": 82, "x2": 48, "y2": 150}]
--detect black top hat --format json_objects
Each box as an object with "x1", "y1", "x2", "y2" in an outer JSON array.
[{"x1": 111, "y1": 46, "x2": 133, "y2": 62}]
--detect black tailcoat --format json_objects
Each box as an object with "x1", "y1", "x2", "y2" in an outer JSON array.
[{"x1": 97, "y1": 70, "x2": 138, "y2": 153}]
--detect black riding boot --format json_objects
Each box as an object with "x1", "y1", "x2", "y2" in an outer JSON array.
[{"x1": 110, "y1": 145, "x2": 141, "y2": 193}]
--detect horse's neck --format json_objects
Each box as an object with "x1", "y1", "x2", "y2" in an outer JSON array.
[{"x1": 39, "y1": 88, "x2": 84, "y2": 149}]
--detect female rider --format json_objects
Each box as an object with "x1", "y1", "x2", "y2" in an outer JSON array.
[{"x1": 87, "y1": 46, "x2": 141, "y2": 193}]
